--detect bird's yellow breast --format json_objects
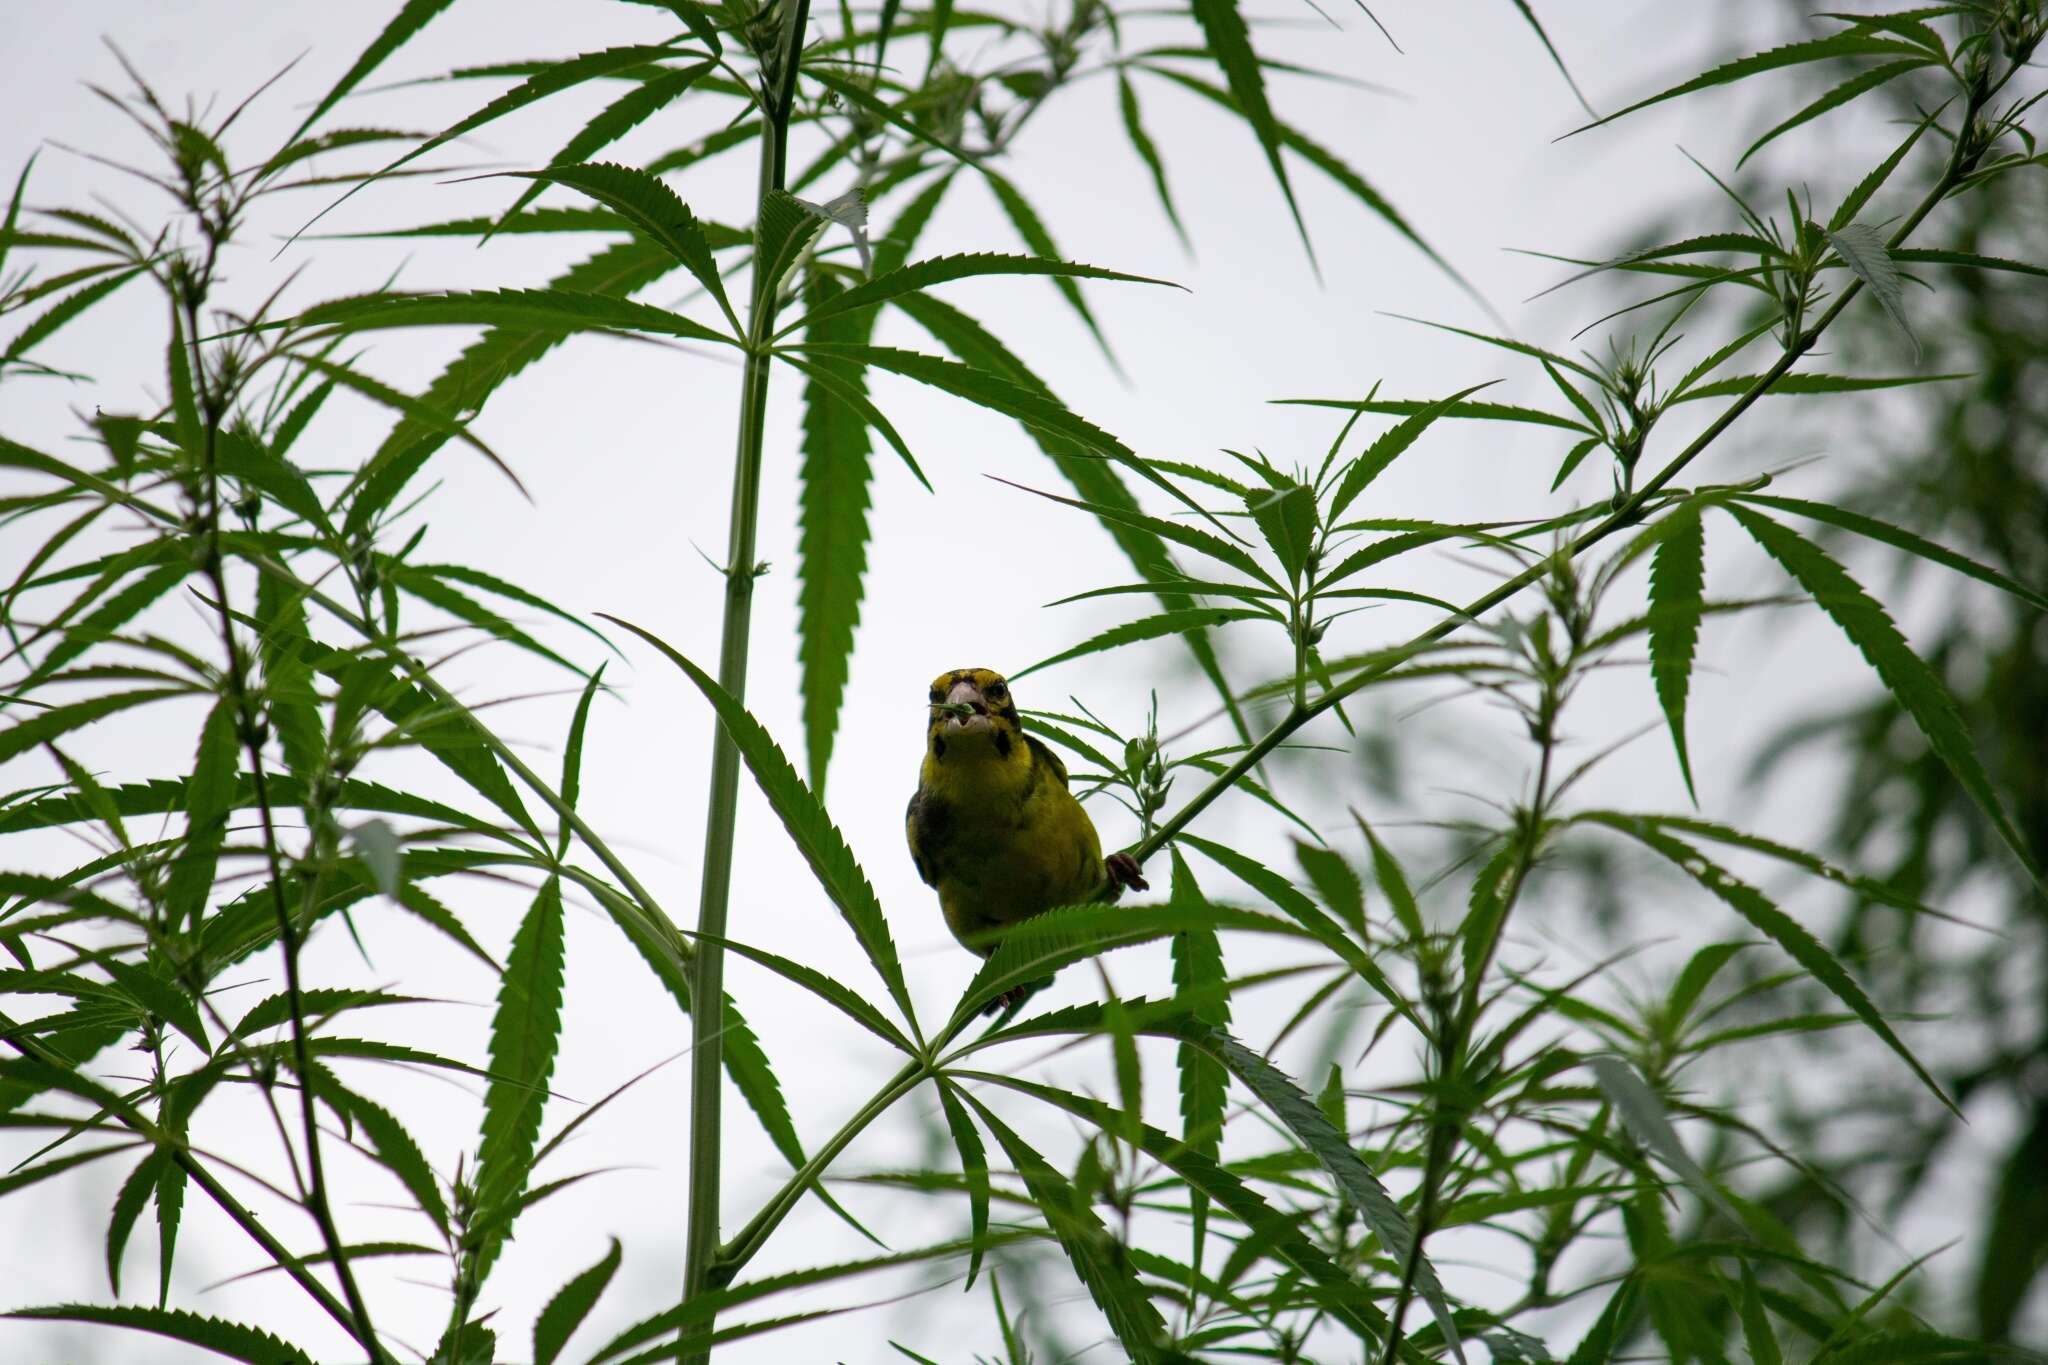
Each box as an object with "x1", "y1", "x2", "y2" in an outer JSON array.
[{"x1": 907, "y1": 697, "x2": 1107, "y2": 955}]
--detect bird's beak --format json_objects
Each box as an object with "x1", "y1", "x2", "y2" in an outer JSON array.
[{"x1": 945, "y1": 679, "x2": 991, "y2": 732}]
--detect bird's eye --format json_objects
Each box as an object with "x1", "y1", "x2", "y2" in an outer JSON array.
[
  {"x1": 987, "y1": 682, "x2": 1007, "y2": 700},
  {"x1": 928, "y1": 688, "x2": 943, "y2": 703}
]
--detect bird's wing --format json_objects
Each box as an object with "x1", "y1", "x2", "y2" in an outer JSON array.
[
  {"x1": 905, "y1": 786, "x2": 938, "y2": 887},
  {"x1": 1023, "y1": 733, "x2": 1069, "y2": 788}
]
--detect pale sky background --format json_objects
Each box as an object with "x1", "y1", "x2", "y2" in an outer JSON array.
[{"x1": 2, "y1": 2, "x2": 2033, "y2": 1361}]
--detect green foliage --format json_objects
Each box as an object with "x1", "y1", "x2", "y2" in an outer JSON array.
[{"x1": 2, "y1": 3, "x2": 2043, "y2": 1363}]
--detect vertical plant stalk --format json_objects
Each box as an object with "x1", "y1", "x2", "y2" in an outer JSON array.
[
  {"x1": 681, "y1": 0, "x2": 814, "y2": 1356},
  {"x1": 176, "y1": 282, "x2": 387, "y2": 1363}
]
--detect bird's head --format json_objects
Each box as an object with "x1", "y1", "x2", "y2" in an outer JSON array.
[{"x1": 926, "y1": 666, "x2": 1022, "y2": 763}]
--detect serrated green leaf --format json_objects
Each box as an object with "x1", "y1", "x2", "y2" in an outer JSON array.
[
  {"x1": 317, "y1": 1071, "x2": 450, "y2": 1234},
  {"x1": 3, "y1": 266, "x2": 146, "y2": 363},
  {"x1": 534, "y1": 1237, "x2": 622, "y2": 1365},
  {"x1": 1647, "y1": 504, "x2": 1705, "y2": 800},
  {"x1": 1738, "y1": 58, "x2": 1929, "y2": 167},
  {"x1": 102, "y1": 957, "x2": 209, "y2": 1056},
  {"x1": 1569, "y1": 32, "x2": 1926, "y2": 133},
  {"x1": 934, "y1": 1079, "x2": 991, "y2": 1290},
  {"x1": 288, "y1": 0, "x2": 459, "y2": 144},
  {"x1": 756, "y1": 188, "x2": 828, "y2": 299},
  {"x1": 1281, "y1": 395, "x2": 1588, "y2": 433},
  {"x1": 1358, "y1": 817, "x2": 1425, "y2": 942},
  {"x1": 1829, "y1": 105, "x2": 1938, "y2": 232},
  {"x1": 1168, "y1": 852, "x2": 1231, "y2": 1168},
  {"x1": 1295, "y1": 840, "x2": 1365, "y2": 939},
  {"x1": 298, "y1": 286, "x2": 734, "y2": 348},
  {"x1": 1740, "y1": 1262, "x2": 1784, "y2": 1365},
  {"x1": 1670, "y1": 371, "x2": 1966, "y2": 404},
  {"x1": 308, "y1": 44, "x2": 693, "y2": 232},
  {"x1": 4, "y1": 1304, "x2": 314, "y2": 1365},
  {"x1": 1327, "y1": 383, "x2": 1495, "y2": 524},
  {"x1": 499, "y1": 159, "x2": 734, "y2": 327},
  {"x1": 1887, "y1": 247, "x2": 2048, "y2": 281},
  {"x1": 1015, "y1": 607, "x2": 1271, "y2": 681},
  {"x1": 892, "y1": 294, "x2": 1252, "y2": 743},
  {"x1": 782, "y1": 252, "x2": 1174, "y2": 339},
  {"x1": 1184, "y1": 835, "x2": 1422, "y2": 1033},
  {"x1": 105, "y1": 1148, "x2": 163, "y2": 1297},
  {"x1": 1247, "y1": 482, "x2": 1316, "y2": 583},
  {"x1": 982, "y1": 170, "x2": 1121, "y2": 365},
  {"x1": 473, "y1": 875, "x2": 566, "y2": 1277},
  {"x1": 1142, "y1": 66, "x2": 1463, "y2": 290},
  {"x1": 342, "y1": 237, "x2": 684, "y2": 540},
  {"x1": 1734, "y1": 492, "x2": 2048, "y2": 612},
  {"x1": 795, "y1": 272, "x2": 877, "y2": 796}
]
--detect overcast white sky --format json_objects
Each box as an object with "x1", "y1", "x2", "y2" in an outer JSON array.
[{"x1": 3, "y1": 2, "x2": 2030, "y2": 1361}]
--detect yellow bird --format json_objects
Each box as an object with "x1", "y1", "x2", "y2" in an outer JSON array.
[{"x1": 906, "y1": 668, "x2": 1147, "y2": 1001}]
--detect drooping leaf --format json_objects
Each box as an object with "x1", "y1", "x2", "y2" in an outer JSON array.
[
  {"x1": 1504, "y1": 0, "x2": 1594, "y2": 114},
  {"x1": 994, "y1": 1068, "x2": 1400, "y2": 1343},
  {"x1": 496, "y1": 63, "x2": 713, "y2": 225},
  {"x1": 1825, "y1": 222, "x2": 1917, "y2": 355},
  {"x1": 1728, "y1": 505, "x2": 2041, "y2": 892},
  {"x1": 1208, "y1": 1030, "x2": 1464, "y2": 1360},
  {"x1": 1116, "y1": 74, "x2": 1187, "y2": 245},
  {"x1": 105, "y1": 1148, "x2": 164, "y2": 1297},
  {"x1": 1735, "y1": 492, "x2": 2048, "y2": 612},
  {"x1": 961, "y1": 1095, "x2": 1170, "y2": 1362},
  {"x1": 1186, "y1": 0, "x2": 1306, "y2": 252},
  {"x1": 1581, "y1": 811, "x2": 1955, "y2": 1113},
  {"x1": 892, "y1": 292, "x2": 1252, "y2": 741},
  {"x1": 316, "y1": 1073, "x2": 451, "y2": 1234},
  {"x1": 1168, "y1": 852, "x2": 1231, "y2": 1163},
  {"x1": 162, "y1": 697, "x2": 240, "y2": 928},
  {"x1": 497, "y1": 160, "x2": 734, "y2": 327},
  {"x1": 1587, "y1": 1055, "x2": 1741, "y2": 1224},
  {"x1": 600, "y1": 618, "x2": 918, "y2": 1034},
  {"x1": 934, "y1": 1080, "x2": 991, "y2": 1290},
  {"x1": 981, "y1": 171, "x2": 1122, "y2": 364}
]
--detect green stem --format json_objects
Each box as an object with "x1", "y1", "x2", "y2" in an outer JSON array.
[
  {"x1": 181, "y1": 283, "x2": 388, "y2": 1364},
  {"x1": 711, "y1": 1061, "x2": 927, "y2": 1284},
  {"x1": 681, "y1": 2, "x2": 813, "y2": 1358}
]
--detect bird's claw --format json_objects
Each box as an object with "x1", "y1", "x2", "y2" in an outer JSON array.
[{"x1": 1106, "y1": 852, "x2": 1149, "y2": 893}]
